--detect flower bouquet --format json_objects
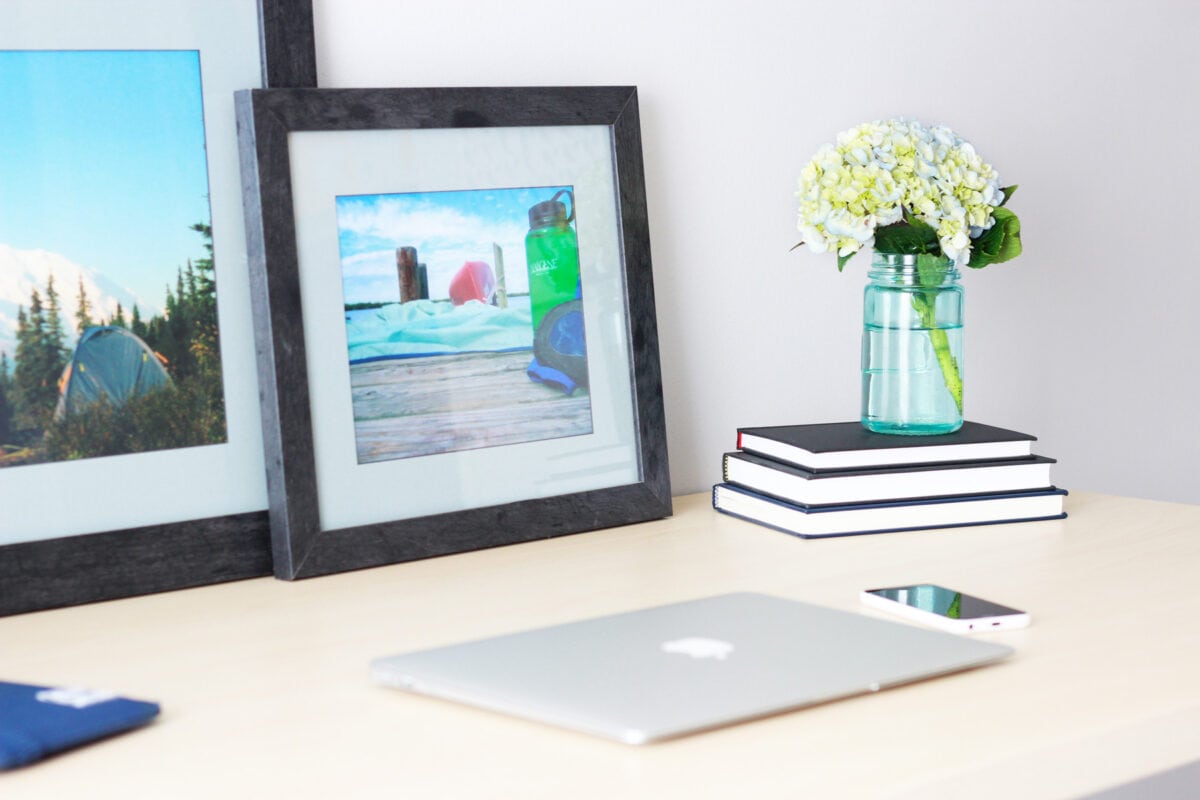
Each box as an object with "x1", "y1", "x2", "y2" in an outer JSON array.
[{"x1": 794, "y1": 119, "x2": 1022, "y2": 427}]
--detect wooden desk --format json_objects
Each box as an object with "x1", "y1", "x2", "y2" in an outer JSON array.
[{"x1": 3, "y1": 491, "x2": 1199, "y2": 798}]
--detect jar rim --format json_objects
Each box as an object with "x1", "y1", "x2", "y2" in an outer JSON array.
[
  {"x1": 867, "y1": 263, "x2": 960, "y2": 287},
  {"x1": 870, "y1": 251, "x2": 955, "y2": 265}
]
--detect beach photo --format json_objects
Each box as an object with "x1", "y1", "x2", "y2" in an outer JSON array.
[
  {"x1": 336, "y1": 185, "x2": 593, "y2": 463},
  {"x1": 0, "y1": 50, "x2": 225, "y2": 469}
]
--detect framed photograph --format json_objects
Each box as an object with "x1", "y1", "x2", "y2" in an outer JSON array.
[
  {"x1": 237, "y1": 86, "x2": 671, "y2": 579},
  {"x1": 0, "y1": 0, "x2": 316, "y2": 616}
]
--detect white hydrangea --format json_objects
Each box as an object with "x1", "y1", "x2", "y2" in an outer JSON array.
[{"x1": 796, "y1": 118, "x2": 1005, "y2": 265}]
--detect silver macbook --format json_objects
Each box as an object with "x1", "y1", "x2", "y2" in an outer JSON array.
[{"x1": 370, "y1": 592, "x2": 1012, "y2": 744}]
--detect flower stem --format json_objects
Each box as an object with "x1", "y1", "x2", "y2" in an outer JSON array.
[{"x1": 911, "y1": 291, "x2": 963, "y2": 414}]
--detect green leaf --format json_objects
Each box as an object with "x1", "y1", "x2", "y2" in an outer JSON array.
[
  {"x1": 999, "y1": 185, "x2": 1018, "y2": 207},
  {"x1": 902, "y1": 207, "x2": 935, "y2": 233},
  {"x1": 916, "y1": 253, "x2": 953, "y2": 287},
  {"x1": 873, "y1": 218, "x2": 939, "y2": 256},
  {"x1": 968, "y1": 207, "x2": 1022, "y2": 268},
  {"x1": 904, "y1": 212, "x2": 941, "y2": 249}
]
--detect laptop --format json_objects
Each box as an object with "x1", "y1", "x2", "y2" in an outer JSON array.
[{"x1": 370, "y1": 592, "x2": 1012, "y2": 744}]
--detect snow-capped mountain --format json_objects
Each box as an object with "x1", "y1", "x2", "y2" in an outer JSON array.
[{"x1": 0, "y1": 243, "x2": 159, "y2": 364}]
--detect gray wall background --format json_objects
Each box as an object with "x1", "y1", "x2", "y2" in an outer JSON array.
[{"x1": 313, "y1": 0, "x2": 1200, "y2": 505}]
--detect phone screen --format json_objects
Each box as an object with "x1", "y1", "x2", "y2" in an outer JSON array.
[{"x1": 866, "y1": 584, "x2": 1023, "y2": 619}]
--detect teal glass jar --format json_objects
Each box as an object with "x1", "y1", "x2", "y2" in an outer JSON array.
[{"x1": 861, "y1": 252, "x2": 964, "y2": 435}]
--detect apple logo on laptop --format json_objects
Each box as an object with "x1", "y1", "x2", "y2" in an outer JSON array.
[{"x1": 660, "y1": 637, "x2": 735, "y2": 660}]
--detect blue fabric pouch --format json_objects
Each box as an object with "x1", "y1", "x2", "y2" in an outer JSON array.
[
  {"x1": 0, "y1": 681, "x2": 160, "y2": 769},
  {"x1": 527, "y1": 299, "x2": 589, "y2": 394}
]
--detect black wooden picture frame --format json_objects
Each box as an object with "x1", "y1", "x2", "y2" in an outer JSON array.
[
  {"x1": 0, "y1": 1, "x2": 317, "y2": 617},
  {"x1": 236, "y1": 86, "x2": 671, "y2": 580}
]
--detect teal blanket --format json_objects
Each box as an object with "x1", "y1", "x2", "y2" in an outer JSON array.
[{"x1": 345, "y1": 299, "x2": 533, "y2": 363}]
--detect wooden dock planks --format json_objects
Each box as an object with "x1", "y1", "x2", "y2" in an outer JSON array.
[{"x1": 350, "y1": 350, "x2": 592, "y2": 464}]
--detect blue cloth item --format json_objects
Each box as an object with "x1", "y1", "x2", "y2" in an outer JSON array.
[
  {"x1": 0, "y1": 681, "x2": 160, "y2": 769},
  {"x1": 528, "y1": 299, "x2": 589, "y2": 394},
  {"x1": 345, "y1": 299, "x2": 533, "y2": 363},
  {"x1": 526, "y1": 355, "x2": 579, "y2": 394}
]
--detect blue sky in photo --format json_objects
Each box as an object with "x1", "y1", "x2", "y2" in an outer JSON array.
[
  {"x1": 0, "y1": 50, "x2": 212, "y2": 312},
  {"x1": 336, "y1": 185, "x2": 574, "y2": 305}
]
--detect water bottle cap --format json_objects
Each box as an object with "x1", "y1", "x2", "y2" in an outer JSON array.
[
  {"x1": 529, "y1": 199, "x2": 568, "y2": 229},
  {"x1": 529, "y1": 189, "x2": 574, "y2": 229}
]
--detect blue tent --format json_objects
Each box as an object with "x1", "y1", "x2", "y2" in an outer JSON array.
[{"x1": 55, "y1": 326, "x2": 172, "y2": 418}]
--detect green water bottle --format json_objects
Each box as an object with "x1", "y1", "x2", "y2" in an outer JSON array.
[{"x1": 525, "y1": 189, "x2": 579, "y2": 330}]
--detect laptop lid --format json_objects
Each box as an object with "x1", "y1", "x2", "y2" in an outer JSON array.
[{"x1": 370, "y1": 592, "x2": 1012, "y2": 744}]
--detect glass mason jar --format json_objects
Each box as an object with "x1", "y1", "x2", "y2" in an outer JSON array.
[{"x1": 861, "y1": 252, "x2": 964, "y2": 435}]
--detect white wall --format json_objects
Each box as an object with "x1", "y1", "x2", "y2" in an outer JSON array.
[{"x1": 314, "y1": 0, "x2": 1200, "y2": 505}]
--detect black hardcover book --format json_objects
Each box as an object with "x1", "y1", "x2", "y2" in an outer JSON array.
[
  {"x1": 712, "y1": 482, "x2": 1067, "y2": 539},
  {"x1": 736, "y1": 421, "x2": 1036, "y2": 472},
  {"x1": 722, "y1": 451, "x2": 1056, "y2": 507}
]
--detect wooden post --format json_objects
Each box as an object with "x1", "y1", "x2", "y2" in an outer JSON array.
[
  {"x1": 492, "y1": 243, "x2": 508, "y2": 308},
  {"x1": 417, "y1": 263, "x2": 429, "y2": 299},
  {"x1": 397, "y1": 246, "x2": 419, "y2": 303}
]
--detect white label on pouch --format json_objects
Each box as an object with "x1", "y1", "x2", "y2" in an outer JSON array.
[{"x1": 36, "y1": 686, "x2": 118, "y2": 709}]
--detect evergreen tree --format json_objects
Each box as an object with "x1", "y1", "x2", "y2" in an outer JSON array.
[
  {"x1": 187, "y1": 223, "x2": 220, "y2": 375},
  {"x1": 13, "y1": 295, "x2": 42, "y2": 429},
  {"x1": 75, "y1": 275, "x2": 95, "y2": 334},
  {"x1": 14, "y1": 307, "x2": 27, "y2": 357},
  {"x1": 112, "y1": 302, "x2": 127, "y2": 328},
  {"x1": 166, "y1": 267, "x2": 195, "y2": 379},
  {"x1": 153, "y1": 282, "x2": 184, "y2": 376},
  {"x1": 44, "y1": 274, "x2": 67, "y2": 362},
  {"x1": 12, "y1": 285, "x2": 67, "y2": 431},
  {"x1": 185, "y1": 258, "x2": 199, "y2": 305},
  {"x1": 143, "y1": 311, "x2": 167, "y2": 357},
  {"x1": 0, "y1": 351, "x2": 11, "y2": 443},
  {"x1": 130, "y1": 304, "x2": 147, "y2": 340}
]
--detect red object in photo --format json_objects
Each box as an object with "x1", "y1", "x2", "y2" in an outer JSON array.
[{"x1": 448, "y1": 261, "x2": 496, "y2": 305}]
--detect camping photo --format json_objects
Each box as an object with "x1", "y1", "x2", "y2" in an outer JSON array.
[
  {"x1": 0, "y1": 50, "x2": 226, "y2": 470},
  {"x1": 336, "y1": 185, "x2": 593, "y2": 464}
]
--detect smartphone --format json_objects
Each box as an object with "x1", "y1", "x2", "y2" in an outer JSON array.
[{"x1": 861, "y1": 584, "x2": 1029, "y2": 633}]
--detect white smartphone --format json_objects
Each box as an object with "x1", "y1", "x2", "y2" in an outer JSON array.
[{"x1": 861, "y1": 584, "x2": 1029, "y2": 633}]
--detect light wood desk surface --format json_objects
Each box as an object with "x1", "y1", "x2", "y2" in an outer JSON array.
[{"x1": 3, "y1": 491, "x2": 1200, "y2": 798}]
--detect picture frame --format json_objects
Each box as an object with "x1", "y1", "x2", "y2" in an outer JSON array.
[
  {"x1": 0, "y1": 0, "x2": 317, "y2": 617},
  {"x1": 236, "y1": 86, "x2": 671, "y2": 579}
]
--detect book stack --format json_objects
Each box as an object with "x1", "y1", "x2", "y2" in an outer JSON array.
[{"x1": 713, "y1": 421, "x2": 1067, "y2": 539}]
